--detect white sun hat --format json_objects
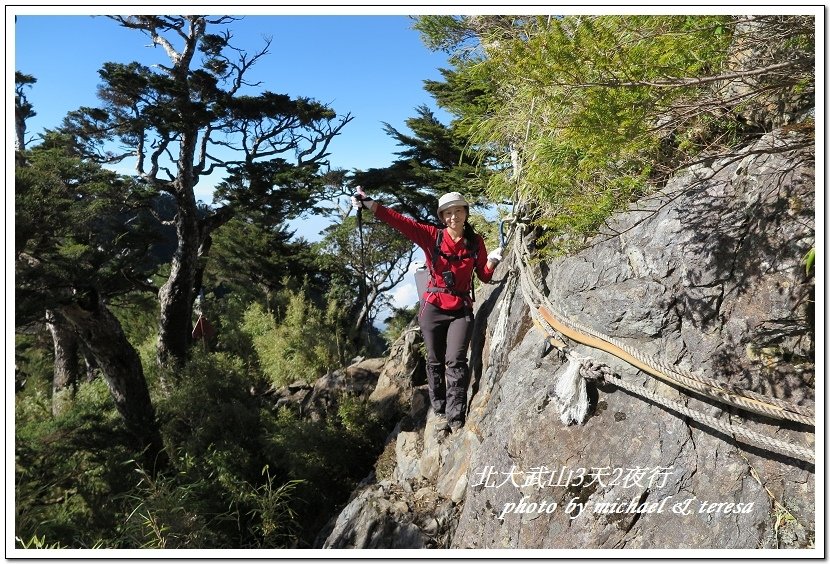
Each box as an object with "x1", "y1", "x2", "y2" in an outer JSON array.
[{"x1": 437, "y1": 192, "x2": 469, "y2": 217}]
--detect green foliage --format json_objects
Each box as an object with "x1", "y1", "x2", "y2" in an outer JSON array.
[
  {"x1": 115, "y1": 457, "x2": 300, "y2": 549},
  {"x1": 381, "y1": 305, "x2": 419, "y2": 347},
  {"x1": 336, "y1": 395, "x2": 385, "y2": 441},
  {"x1": 15, "y1": 139, "x2": 160, "y2": 325},
  {"x1": 240, "y1": 293, "x2": 343, "y2": 389},
  {"x1": 142, "y1": 353, "x2": 303, "y2": 547},
  {"x1": 113, "y1": 456, "x2": 301, "y2": 549},
  {"x1": 194, "y1": 293, "x2": 263, "y2": 383},
  {"x1": 351, "y1": 104, "x2": 492, "y2": 223},
  {"x1": 155, "y1": 352, "x2": 261, "y2": 462},
  {"x1": 15, "y1": 378, "x2": 138, "y2": 548},
  {"x1": 206, "y1": 216, "x2": 324, "y2": 306},
  {"x1": 416, "y1": 15, "x2": 814, "y2": 256},
  {"x1": 108, "y1": 291, "x2": 164, "y2": 393},
  {"x1": 117, "y1": 463, "x2": 220, "y2": 549},
  {"x1": 241, "y1": 302, "x2": 284, "y2": 384},
  {"x1": 462, "y1": 16, "x2": 731, "y2": 252},
  {"x1": 15, "y1": 331, "x2": 53, "y2": 400},
  {"x1": 318, "y1": 213, "x2": 418, "y2": 356},
  {"x1": 245, "y1": 469, "x2": 302, "y2": 549},
  {"x1": 411, "y1": 15, "x2": 476, "y2": 56},
  {"x1": 467, "y1": 211, "x2": 499, "y2": 250},
  {"x1": 14, "y1": 293, "x2": 385, "y2": 549},
  {"x1": 15, "y1": 535, "x2": 65, "y2": 549},
  {"x1": 261, "y1": 405, "x2": 385, "y2": 543},
  {"x1": 15, "y1": 71, "x2": 38, "y2": 137},
  {"x1": 803, "y1": 247, "x2": 815, "y2": 276},
  {"x1": 151, "y1": 353, "x2": 385, "y2": 547}
]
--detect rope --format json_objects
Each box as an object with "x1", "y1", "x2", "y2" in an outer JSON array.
[
  {"x1": 570, "y1": 354, "x2": 815, "y2": 463},
  {"x1": 517, "y1": 222, "x2": 814, "y2": 426},
  {"x1": 592, "y1": 367, "x2": 815, "y2": 463},
  {"x1": 506, "y1": 218, "x2": 815, "y2": 463},
  {"x1": 537, "y1": 305, "x2": 814, "y2": 426}
]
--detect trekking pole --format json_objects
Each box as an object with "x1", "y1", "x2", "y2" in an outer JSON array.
[{"x1": 354, "y1": 188, "x2": 371, "y2": 349}]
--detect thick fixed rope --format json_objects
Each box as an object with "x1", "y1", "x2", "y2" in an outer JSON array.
[
  {"x1": 593, "y1": 367, "x2": 815, "y2": 463},
  {"x1": 537, "y1": 306, "x2": 814, "y2": 427},
  {"x1": 510, "y1": 221, "x2": 815, "y2": 463},
  {"x1": 516, "y1": 223, "x2": 813, "y2": 426},
  {"x1": 569, "y1": 349, "x2": 815, "y2": 462}
]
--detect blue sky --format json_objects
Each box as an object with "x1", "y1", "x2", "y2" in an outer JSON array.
[
  {"x1": 13, "y1": 13, "x2": 454, "y2": 216},
  {"x1": 12, "y1": 11, "x2": 460, "y2": 309}
]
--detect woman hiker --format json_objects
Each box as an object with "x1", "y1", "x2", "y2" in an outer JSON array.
[{"x1": 352, "y1": 188, "x2": 503, "y2": 433}]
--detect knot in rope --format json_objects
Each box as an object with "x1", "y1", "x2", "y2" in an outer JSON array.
[{"x1": 577, "y1": 358, "x2": 608, "y2": 382}]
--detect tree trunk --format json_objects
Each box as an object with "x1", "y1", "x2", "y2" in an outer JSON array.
[
  {"x1": 57, "y1": 293, "x2": 165, "y2": 471},
  {"x1": 15, "y1": 111, "x2": 26, "y2": 153},
  {"x1": 156, "y1": 160, "x2": 200, "y2": 369},
  {"x1": 352, "y1": 288, "x2": 379, "y2": 349},
  {"x1": 156, "y1": 209, "x2": 199, "y2": 368},
  {"x1": 45, "y1": 309, "x2": 80, "y2": 417}
]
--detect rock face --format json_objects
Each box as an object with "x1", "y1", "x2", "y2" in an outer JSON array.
[
  {"x1": 270, "y1": 357, "x2": 385, "y2": 421},
  {"x1": 321, "y1": 128, "x2": 815, "y2": 550}
]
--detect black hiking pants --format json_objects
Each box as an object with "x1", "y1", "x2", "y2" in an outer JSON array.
[{"x1": 419, "y1": 302, "x2": 474, "y2": 426}]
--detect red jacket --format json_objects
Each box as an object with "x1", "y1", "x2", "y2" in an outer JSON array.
[{"x1": 375, "y1": 204, "x2": 495, "y2": 310}]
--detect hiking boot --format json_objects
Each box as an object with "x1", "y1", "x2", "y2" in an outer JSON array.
[{"x1": 449, "y1": 420, "x2": 463, "y2": 433}]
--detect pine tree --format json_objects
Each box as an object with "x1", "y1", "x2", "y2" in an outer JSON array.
[{"x1": 59, "y1": 16, "x2": 352, "y2": 369}]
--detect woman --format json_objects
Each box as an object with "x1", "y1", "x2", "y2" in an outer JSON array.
[{"x1": 352, "y1": 188, "x2": 502, "y2": 433}]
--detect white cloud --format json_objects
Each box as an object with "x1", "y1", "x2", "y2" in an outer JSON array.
[{"x1": 389, "y1": 281, "x2": 418, "y2": 309}]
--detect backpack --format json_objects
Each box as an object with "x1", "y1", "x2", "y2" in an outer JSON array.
[{"x1": 414, "y1": 229, "x2": 478, "y2": 305}]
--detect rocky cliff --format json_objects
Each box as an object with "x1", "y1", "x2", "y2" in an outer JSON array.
[{"x1": 320, "y1": 126, "x2": 816, "y2": 550}]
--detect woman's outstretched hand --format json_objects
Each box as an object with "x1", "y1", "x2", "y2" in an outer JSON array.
[
  {"x1": 487, "y1": 246, "x2": 504, "y2": 264},
  {"x1": 351, "y1": 186, "x2": 374, "y2": 210}
]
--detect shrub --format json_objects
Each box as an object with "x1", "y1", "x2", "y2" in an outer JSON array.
[
  {"x1": 241, "y1": 293, "x2": 341, "y2": 389},
  {"x1": 149, "y1": 352, "x2": 303, "y2": 547},
  {"x1": 155, "y1": 352, "x2": 262, "y2": 477},
  {"x1": 15, "y1": 378, "x2": 138, "y2": 548},
  {"x1": 260, "y1": 405, "x2": 387, "y2": 546}
]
